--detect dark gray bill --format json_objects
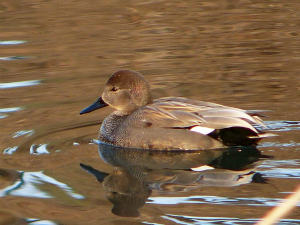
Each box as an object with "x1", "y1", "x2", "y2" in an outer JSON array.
[
  {"x1": 80, "y1": 97, "x2": 108, "y2": 114},
  {"x1": 79, "y1": 163, "x2": 109, "y2": 182}
]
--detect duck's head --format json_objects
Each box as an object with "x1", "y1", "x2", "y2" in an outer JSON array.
[{"x1": 80, "y1": 70, "x2": 152, "y2": 115}]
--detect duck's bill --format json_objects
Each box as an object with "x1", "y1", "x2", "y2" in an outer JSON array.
[
  {"x1": 80, "y1": 97, "x2": 108, "y2": 114},
  {"x1": 80, "y1": 163, "x2": 109, "y2": 182}
]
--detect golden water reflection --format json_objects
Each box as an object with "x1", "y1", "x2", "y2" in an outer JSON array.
[{"x1": 1, "y1": 0, "x2": 300, "y2": 224}]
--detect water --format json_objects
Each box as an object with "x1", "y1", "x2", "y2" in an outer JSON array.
[
  {"x1": 1, "y1": 0, "x2": 300, "y2": 224},
  {"x1": 0, "y1": 80, "x2": 41, "y2": 89}
]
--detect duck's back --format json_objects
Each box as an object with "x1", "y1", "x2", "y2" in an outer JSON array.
[{"x1": 100, "y1": 97, "x2": 269, "y2": 150}]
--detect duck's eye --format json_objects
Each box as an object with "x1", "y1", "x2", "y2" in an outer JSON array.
[{"x1": 111, "y1": 87, "x2": 119, "y2": 92}]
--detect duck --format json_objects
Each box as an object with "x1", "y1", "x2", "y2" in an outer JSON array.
[{"x1": 80, "y1": 70, "x2": 272, "y2": 150}]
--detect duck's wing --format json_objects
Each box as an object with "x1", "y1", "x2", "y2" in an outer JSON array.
[
  {"x1": 140, "y1": 97, "x2": 264, "y2": 133},
  {"x1": 155, "y1": 97, "x2": 237, "y2": 109}
]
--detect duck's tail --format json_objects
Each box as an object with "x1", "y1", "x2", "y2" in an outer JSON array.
[{"x1": 248, "y1": 132, "x2": 278, "y2": 139}]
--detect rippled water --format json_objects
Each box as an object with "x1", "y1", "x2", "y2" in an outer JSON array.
[{"x1": 1, "y1": 0, "x2": 300, "y2": 224}]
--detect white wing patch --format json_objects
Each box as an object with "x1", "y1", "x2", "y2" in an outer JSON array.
[
  {"x1": 190, "y1": 126, "x2": 215, "y2": 135},
  {"x1": 191, "y1": 165, "x2": 215, "y2": 171}
]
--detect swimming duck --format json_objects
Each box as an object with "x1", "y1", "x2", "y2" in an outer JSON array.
[{"x1": 80, "y1": 70, "x2": 272, "y2": 150}]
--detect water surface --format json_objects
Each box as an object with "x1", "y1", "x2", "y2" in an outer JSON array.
[{"x1": 0, "y1": 0, "x2": 299, "y2": 224}]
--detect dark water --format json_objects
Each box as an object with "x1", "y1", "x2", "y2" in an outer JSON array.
[{"x1": 1, "y1": 0, "x2": 300, "y2": 224}]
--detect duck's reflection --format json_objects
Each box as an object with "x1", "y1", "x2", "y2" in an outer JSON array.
[
  {"x1": 80, "y1": 163, "x2": 151, "y2": 217},
  {"x1": 80, "y1": 144, "x2": 269, "y2": 217}
]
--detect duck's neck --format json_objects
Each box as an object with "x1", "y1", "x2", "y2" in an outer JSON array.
[
  {"x1": 99, "y1": 112, "x2": 128, "y2": 143},
  {"x1": 115, "y1": 101, "x2": 150, "y2": 116}
]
